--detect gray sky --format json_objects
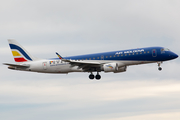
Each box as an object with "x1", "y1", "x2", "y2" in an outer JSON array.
[{"x1": 0, "y1": 0, "x2": 180, "y2": 120}]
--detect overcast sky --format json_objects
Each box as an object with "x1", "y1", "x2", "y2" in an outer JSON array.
[{"x1": 0, "y1": 0, "x2": 180, "y2": 120}]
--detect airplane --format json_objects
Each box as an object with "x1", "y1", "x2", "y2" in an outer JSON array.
[{"x1": 3, "y1": 39, "x2": 178, "y2": 80}]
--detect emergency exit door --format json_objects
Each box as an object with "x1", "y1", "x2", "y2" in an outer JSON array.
[{"x1": 42, "y1": 62, "x2": 47, "y2": 70}]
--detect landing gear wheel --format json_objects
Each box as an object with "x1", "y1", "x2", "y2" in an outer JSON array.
[
  {"x1": 95, "y1": 75, "x2": 101, "y2": 80},
  {"x1": 158, "y1": 67, "x2": 162, "y2": 71},
  {"x1": 89, "y1": 74, "x2": 94, "y2": 80}
]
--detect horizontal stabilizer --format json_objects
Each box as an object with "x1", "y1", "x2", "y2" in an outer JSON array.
[{"x1": 3, "y1": 63, "x2": 30, "y2": 68}]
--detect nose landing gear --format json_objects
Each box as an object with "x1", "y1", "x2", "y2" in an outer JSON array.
[
  {"x1": 89, "y1": 72, "x2": 101, "y2": 80},
  {"x1": 158, "y1": 62, "x2": 162, "y2": 71},
  {"x1": 158, "y1": 67, "x2": 162, "y2": 71}
]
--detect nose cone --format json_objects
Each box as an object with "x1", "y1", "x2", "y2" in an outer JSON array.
[{"x1": 172, "y1": 53, "x2": 178, "y2": 59}]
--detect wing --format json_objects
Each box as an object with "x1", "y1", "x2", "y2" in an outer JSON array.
[
  {"x1": 55, "y1": 52, "x2": 105, "y2": 72},
  {"x1": 69, "y1": 60, "x2": 103, "y2": 71}
]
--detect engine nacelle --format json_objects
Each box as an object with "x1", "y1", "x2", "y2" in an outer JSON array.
[
  {"x1": 103, "y1": 63, "x2": 118, "y2": 72},
  {"x1": 103, "y1": 63, "x2": 127, "y2": 73},
  {"x1": 114, "y1": 66, "x2": 127, "y2": 73}
]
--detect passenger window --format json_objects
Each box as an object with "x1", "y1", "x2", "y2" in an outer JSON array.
[
  {"x1": 121, "y1": 54, "x2": 123, "y2": 56},
  {"x1": 125, "y1": 54, "x2": 127, "y2": 56},
  {"x1": 117, "y1": 55, "x2": 119, "y2": 57},
  {"x1": 132, "y1": 53, "x2": 134, "y2": 55},
  {"x1": 89, "y1": 58, "x2": 91, "y2": 60},
  {"x1": 93, "y1": 58, "x2": 95, "y2": 59},
  {"x1": 86, "y1": 58, "x2": 87, "y2": 60},
  {"x1": 144, "y1": 52, "x2": 146, "y2": 54},
  {"x1": 129, "y1": 53, "x2": 131, "y2": 55},
  {"x1": 110, "y1": 56, "x2": 112, "y2": 58},
  {"x1": 97, "y1": 57, "x2": 99, "y2": 59},
  {"x1": 140, "y1": 52, "x2": 142, "y2": 54},
  {"x1": 114, "y1": 55, "x2": 116, "y2": 57},
  {"x1": 136, "y1": 53, "x2": 138, "y2": 55},
  {"x1": 106, "y1": 56, "x2": 108, "y2": 58},
  {"x1": 147, "y1": 51, "x2": 149, "y2": 53}
]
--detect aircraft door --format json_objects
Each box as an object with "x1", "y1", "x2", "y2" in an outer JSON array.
[
  {"x1": 152, "y1": 49, "x2": 157, "y2": 57},
  {"x1": 42, "y1": 62, "x2": 47, "y2": 70}
]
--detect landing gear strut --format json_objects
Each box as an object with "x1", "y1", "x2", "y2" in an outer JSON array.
[
  {"x1": 158, "y1": 62, "x2": 162, "y2": 71},
  {"x1": 89, "y1": 72, "x2": 101, "y2": 80}
]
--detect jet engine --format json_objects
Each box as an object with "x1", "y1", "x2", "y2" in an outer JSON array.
[
  {"x1": 103, "y1": 63, "x2": 127, "y2": 73},
  {"x1": 103, "y1": 63, "x2": 118, "y2": 72}
]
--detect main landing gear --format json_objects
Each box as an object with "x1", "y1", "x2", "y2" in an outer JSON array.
[
  {"x1": 89, "y1": 72, "x2": 101, "y2": 80},
  {"x1": 158, "y1": 62, "x2": 162, "y2": 71}
]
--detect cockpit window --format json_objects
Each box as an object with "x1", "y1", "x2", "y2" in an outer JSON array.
[{"x1": 161, "y1": 48, "x2": 170, "y2": 52}]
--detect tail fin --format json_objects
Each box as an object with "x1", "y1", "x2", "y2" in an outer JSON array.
[{"x1": 8, "y1": 39, "x2": 37, "y2": 62}]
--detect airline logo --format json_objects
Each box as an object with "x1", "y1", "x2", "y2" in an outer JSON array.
[
  {"x1": 11, "y1": 50, "x2": 27, "y2": 62},
  {"x1": 9, "y1": 44, "x2": 32, "y2": 62},
  {"x1": 115, "y1": 49, "x2": 144, "y2": 55},
  {"x1": 49, "y1": 61, "x2": 54, "y2": 64},
  {"x1": 56, "y1": 52, "x2": 63, "y2": 59},
  {"x1": 106, "y1": 64, "x2": 113, "y2": 69},
  {"x1": 57, "y1": 54, "x2": 62, "y2": 59}
]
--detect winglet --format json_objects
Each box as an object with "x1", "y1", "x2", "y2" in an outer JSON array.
[{"x1": 56, "y1": 52, "x2": 64, "y2": 59}]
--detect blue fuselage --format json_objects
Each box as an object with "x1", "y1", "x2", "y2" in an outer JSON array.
[{"x1": 56, "y1": 47, "x2": 178, "y2": 62}]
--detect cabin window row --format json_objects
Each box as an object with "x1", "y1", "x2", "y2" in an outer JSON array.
[{"x1": 74, "y1": 51, "x2": 150, "y2": 61}]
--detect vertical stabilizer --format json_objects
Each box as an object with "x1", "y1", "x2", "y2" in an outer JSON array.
[{"x1": 8, "y1": 39, "x2": 37, "y2": 62}]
